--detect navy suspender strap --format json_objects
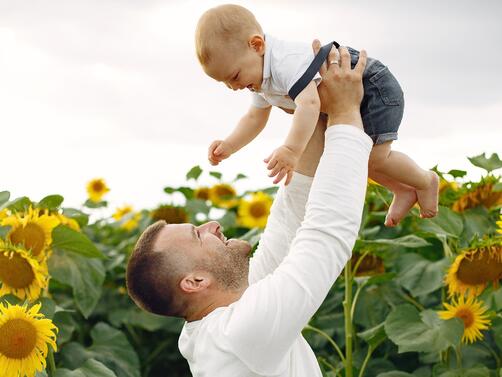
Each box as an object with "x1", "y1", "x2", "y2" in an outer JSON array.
[{"x1": 287, "y1": 41, "x2": 340, "y2": 101}]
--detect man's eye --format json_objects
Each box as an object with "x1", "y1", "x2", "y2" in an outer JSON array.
[{"x1": 234, "y1": 73, "x2": 239, "y2": 80}]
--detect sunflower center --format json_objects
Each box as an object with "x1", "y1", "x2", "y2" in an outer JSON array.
[
  {"x1": 455, "y1": 308, "x2": 474, "y2": 328},
  {"x1": 0, "y1": 253, "x2": 35, "y2": 288},
  {"x1": 216, "y1": 187, "x2": 234, "y2": 198},
  {"x1": 0, "y1": 318, "x2": 37, "y2": 359},
  {"x1": 457, "y1": 252, "x2": 502, "y2": 284},
  {"x1": 249, "y1": 202, "x2": 267, "y2": 218},
  {"x1": 10, "y1": 223, "x2": 46, "y2": 256},
  {"x1": 92, "y1": 181, "x2": 105, "y2": 192}
]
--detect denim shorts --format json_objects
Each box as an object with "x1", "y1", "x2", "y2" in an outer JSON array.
[{"x1": 347, "y1": 47, "x2": 404, "y2": 145}]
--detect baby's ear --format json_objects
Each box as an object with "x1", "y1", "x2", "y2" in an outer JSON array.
[{"x1": 249, "y1": 35, "x2": 265, "y2": 55}]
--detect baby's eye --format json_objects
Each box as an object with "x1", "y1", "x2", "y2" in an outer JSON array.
[{"x1": 234, "y1": 72, "x2": 239, "y2": 80}]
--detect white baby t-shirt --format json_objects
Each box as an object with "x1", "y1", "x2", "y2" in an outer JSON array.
[{"x1": 251, "y1": 34, "x2": 321, "y2": 111}]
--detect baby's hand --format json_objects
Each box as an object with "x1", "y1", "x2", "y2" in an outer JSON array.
[
  {"x1": 208, "y1": 140, "x2": 233, "y2": 166},
  {"x1": 264, "y1": 145, "x2": 299, "y2": 185}
]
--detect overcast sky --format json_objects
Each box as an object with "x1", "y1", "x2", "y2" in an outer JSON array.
[{"x1": 1, "y1": 0, "x2": 501, "y2": 211}]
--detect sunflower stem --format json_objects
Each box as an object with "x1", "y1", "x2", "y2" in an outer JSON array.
[
  {"x1": 47, "y1": 347, "x2": 56, "y2": 376},
  {"x1": 455, "y1": 344, "x2": 463, "y2": 369},
  {"x1": 358, "y1": 346, "x2": 374, "y2": 377},
  {"x1": 303, "y1": 325, "x2": 345, "y2": 363},
  {"x1": 344, "y1": 265, "x2": 354, "y2": 377}
]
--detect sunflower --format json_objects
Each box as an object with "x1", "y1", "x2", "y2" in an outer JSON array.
[
  {"x1": 86, "y1": 178, "x2": 110, "y2": 203},
  {"x1": 351, "y1": 252, "x2": 385, "y2": 276},
  {"x1": 439, "y1": 178, "x2": 459, "y2": 194},
  {"x1": 238, "y1": 192, "x2": 273, "y2": 229},
  {"x1": 151, "y1": 205, "x2": 188, "y2": 224},
  {"x1": 452, "y1": 176, "x2": 502, "y2": 212},
  {"x1": 121, "y1": 212, "x2": 142, "y2": 232},
  {"x1": 438, "y1": 295, "x2": 491, "y2": 344},
  {"x1": 0, "y1": 302, "x2": 58, "y2": 377},
  {"x1": 0, "y1": 209, "x2": 8, "y2": 221},
  {"x1": 0, "y1": 241, "x2": 49, "y2": 301},
  {"x1": 496, "y1": 215, "x2": 502, "y2": 235},
  {"x1": 194, "y1": 187, "x2": 210, "y2": 201},
  {"x1": 55, "y1": 213, "x2": 80, "y2": 232},
  {"x1": 113, "y1": 205, "x2": 133, "y2": 221},
  {"x1": 209, "y1": 183, "x2": 238, "y2": 209},
  {"x1": 445, "y1": 239, "x2": 502, "y2": 297},
  {"x1": 2, "y1": 207, "x2": 60, "y2": 260}
]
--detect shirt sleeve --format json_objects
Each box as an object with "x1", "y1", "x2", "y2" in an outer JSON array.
[
  {"x1": 251, "y1": 92, "x2": 271, "y2": 108},
  {"x1": 225, "y1": 125, "x2": 372, "y2": 374},
  {"x1": 248, "y1": 173, "x2": 313, "y2": 285}
]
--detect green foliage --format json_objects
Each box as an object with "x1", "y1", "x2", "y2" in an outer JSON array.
[
  {"x1": 55, "y1": 359, "x2": 117, "y2": 377},
  {"x1": 468, "y1": 153, "x2": 502, "y2": 173},
  {"x1": 38, "y1": 195, "x2": 65, "y2": 210},
  {"x1": 48, "y1": 249, "x2": 106, "y2": 318},
  {"x1": 384, "y1": 305, "x2": 464, "y2": 354},
  {"x1": 52, "y1": 225, "x2": 105, "y2": 259},
  {"x1": 59, "y1": 323, "x2": 140, "y2": 377},
  {"x1": 1, "y1": 161, "x2": 502, "y2": 377}
]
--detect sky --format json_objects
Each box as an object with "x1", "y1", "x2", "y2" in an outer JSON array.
[{"x1": 1, "y1": 0, "x2": 501, "y2": 211}]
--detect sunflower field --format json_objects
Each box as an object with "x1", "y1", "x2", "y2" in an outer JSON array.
[{"x1": 0, "y1": 152, "x2": 501, "y2": 377}]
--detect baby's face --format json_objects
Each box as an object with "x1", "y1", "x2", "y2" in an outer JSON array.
[{"x1": 204, "y1": 39, "x2": 264, "y2": 92}]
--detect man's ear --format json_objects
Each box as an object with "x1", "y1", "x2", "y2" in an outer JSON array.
[
  {"x1": 248, "y1": 35, "x2": 265, "y2": 55},
  {"x1": 179, "y1": 272, "x2": 211, "y2": 293}
]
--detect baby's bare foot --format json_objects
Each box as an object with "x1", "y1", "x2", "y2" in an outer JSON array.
[
  {"x1": 416, "y1": 171, "x2": 439, "y2": 218},
  {"x1": 385, "y1": 188, "x2": 418, "y2": 227}
]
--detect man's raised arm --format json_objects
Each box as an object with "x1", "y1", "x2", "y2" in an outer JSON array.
[{"x1": 225, "y1": 46, "x2": 372, "y2": 373}]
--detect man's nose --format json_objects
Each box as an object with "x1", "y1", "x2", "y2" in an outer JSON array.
[{"x1": 199, "y1": 221, "x2": 220, "y2": 234}]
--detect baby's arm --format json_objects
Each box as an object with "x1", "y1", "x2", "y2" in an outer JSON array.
[
  {"x1": 208, "y1": 105, "x2": 272, "y2": 166},
  {"x1": 265, "y1": 81, "x2": 320, "y2": 184}
]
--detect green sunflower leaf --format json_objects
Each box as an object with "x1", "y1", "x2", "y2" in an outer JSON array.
[
  {"x1": 59, "y1": 323, "x2": 140, "y2": 377},
  {"x1": 186, "y1": 165, "x2": 203, "y2": 181},
  {"x1": 384, "y1": 304, "x2": 463, "y2": 354},
  {"x1": 357, "y1": 235, "x2": 430, "y2": 249},
  {"x1": 447, "y1": 169, "x2": 467, "y2": 178},
  {"x1": 468, "y1": 152, "x2": 502, "y2": 173},
  {"x1": 209, "y1": 171, "x2": 222, "y2": 180},
  {"x1": 6, "y1": 196, "x2": 32, "y2": 212},
  {"x1": 234, "y1": 173, "x2": 248, "y2": 181},
  {"x1": 395, "y1": 254, "x2": 450, "y2": 296},
  {"x1": 48, "y1": 249, "x2": 105, "y2": 318},
  {"x1": 52, "y1": 225, "x2": 105, "y2": 259},
  {"x1": 0, "y1": 191, "x2": 10, "y2": 206},
  {"x1": 55, "y1": 359, "x2": 117, "y2": 377},
  {"x1": 418, "y1": 206, "x2": 463, "y2": 238},
  {"x1": 38, "y1": 195, "x2": 64, "y2": 210}
]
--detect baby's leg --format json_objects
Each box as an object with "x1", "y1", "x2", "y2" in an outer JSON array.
[
  {"x1": 369, "y1": 141, "x2": 439, "y2": 219},
  {"x1": 368, "y1": 170, "x2": 417, "y2": 227}
]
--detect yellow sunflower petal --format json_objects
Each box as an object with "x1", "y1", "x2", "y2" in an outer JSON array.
[
  {"x1": 0, "y1": 240, "x2": 49, "y2": 301},
  {"x1": 438, "y1": 295, "x2": 491, "y2": 344},
  {"x1": 0, "y1": 302, "x2": 58, "y2": 377},
  {"x1": 86, "y1": 178, "x2": 110, "y2": 203},
  {"x1": 209, "y1": 183, "x2": 238, "y2": 209},
  {"x1": 238, "y1": 191, "x2": 273, "y2": 229}
]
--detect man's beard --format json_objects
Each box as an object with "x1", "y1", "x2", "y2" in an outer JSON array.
[{"x1": 204, "y1": 241, "x2": 250, "y2": 291}]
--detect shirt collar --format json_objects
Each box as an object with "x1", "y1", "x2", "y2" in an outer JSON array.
[{"x1": 262, "y1": 34, "x2": 274, "y2": 81}]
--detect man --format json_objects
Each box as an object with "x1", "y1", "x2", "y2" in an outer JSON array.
[{"x1": 126, "y1": 42, "x2": 371, "y2": 376}]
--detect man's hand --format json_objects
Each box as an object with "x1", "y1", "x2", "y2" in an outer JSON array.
[
  {"x1": 312, "y1": 40, "x2": 366, "y2": 129},
  {"x1": 208, "y1": 140, "x2": 233, "y2": 166},
  {"x1": 264, "y1": 145, "x2": 298, "y2": 185}
]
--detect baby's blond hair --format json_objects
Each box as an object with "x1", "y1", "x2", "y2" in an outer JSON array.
[{"x1": 195, "y1": 4, "x2": 263, "y2": 66}]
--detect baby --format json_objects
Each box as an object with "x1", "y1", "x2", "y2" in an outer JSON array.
[{"x1": 195, "y1": 4, "x2": 439, "y2": 226}]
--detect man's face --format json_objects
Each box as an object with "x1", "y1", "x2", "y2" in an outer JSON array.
[
  {"x1": 203, "y1": 39, "x2": 265, "y2": 92},
  {"x1": 154, "y1": 221, "x2": 252, "y2": 291}
]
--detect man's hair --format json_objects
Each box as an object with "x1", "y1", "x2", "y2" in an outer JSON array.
[
  {"x1": 126, "y1": 220, "x2": 188, "y2": 317},
  {"x1": 195, "y1": 4, "x2": 263, "y2": 66}
]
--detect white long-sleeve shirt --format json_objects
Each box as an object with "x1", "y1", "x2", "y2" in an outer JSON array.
[{"x1": 178, "y1": 125, "x2": 372, "y2": 376}]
